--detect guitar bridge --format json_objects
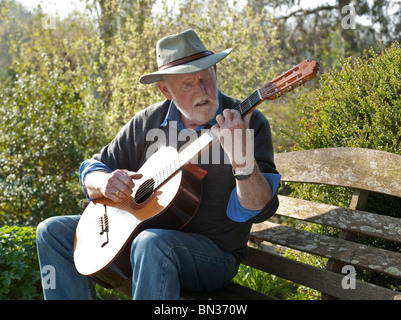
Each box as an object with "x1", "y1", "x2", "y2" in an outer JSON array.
[{"x1": 98, "y1": 204, "x2": 109, "y2": 247}]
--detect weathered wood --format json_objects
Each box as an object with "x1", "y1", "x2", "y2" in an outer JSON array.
[
  {"x1": 244, "y1": 247, "x2": 400, "y2": 300},
  {"x1": 323, "y1": 188, "x2": 370, "y2": 299},
  {"x1": 275, "y1": 195, "x2": 401, "y2": 243},
  {"x1": 116, "y1": 280, "x2": 132, "y2": 296},
  {"x1": 251, "y1": 221, "x2": 401, "y2": 279},
  {"x1": 275, "y1": 148, "x2": 401, "y2": 197},
  {"x1": 349, "y1": 189, "x2": 369, "y2": 211}
]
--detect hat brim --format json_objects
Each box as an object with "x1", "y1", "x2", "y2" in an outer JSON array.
[{"x1": 139, "y1": 48, "x2": 232, "y2": 84}]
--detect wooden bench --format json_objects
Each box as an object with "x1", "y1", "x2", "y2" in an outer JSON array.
[{"x1": 182, "y1": 147, "x2": 401, "y2": 300}]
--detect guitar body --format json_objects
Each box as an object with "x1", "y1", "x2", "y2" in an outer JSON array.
[{"x1": 73, "y1": 147, "x2": 207, "y2": 289}]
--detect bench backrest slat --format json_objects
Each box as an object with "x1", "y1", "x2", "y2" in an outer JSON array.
[{"x1": 275, "y1": 148, "x2": 401, "y2": 197}]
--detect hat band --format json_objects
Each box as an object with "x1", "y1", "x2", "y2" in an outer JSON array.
[{"x1": 158, "y1": 50, "x2": 214, "y2": 71}]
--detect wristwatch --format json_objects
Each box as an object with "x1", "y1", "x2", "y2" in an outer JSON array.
[{"x1": 232, "y1": 160, "x2": 255, "y2": 181}]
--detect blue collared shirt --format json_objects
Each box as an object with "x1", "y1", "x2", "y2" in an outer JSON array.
[{"x1": 79, "y1": 91, "x2": 281, "y2": 222}]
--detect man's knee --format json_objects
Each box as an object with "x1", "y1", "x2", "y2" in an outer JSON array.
[
  {"x1": 132, "y1": 229, "x2": 166, "y2": 249},
  {"x1": 131, "y1": 229, "x2": 179, "y2": 260},
  {"x1": 36, "y1": 217, "x2": 59, "y2": 244},
  {"x1": 36, "y1": 216, "x2": 78, "y2": 245}
]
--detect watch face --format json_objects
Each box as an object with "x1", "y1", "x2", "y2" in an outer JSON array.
[
  {"x1": 234, "y1": 174, "x2": 251, "y2": 181},
  {"x1": 232, "y1": 167, "x2": 253, "y2": 181}
]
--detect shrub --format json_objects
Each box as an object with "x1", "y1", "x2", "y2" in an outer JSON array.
[
  {"x1": 0, "y1": 225, "x2": 41, "y2": 300},
  {"x1": 296, "y1": 42, "x2": 401, "y2": 152},
  {"x1": 293, "y1": 41, "x2": 401, "y2": 217},
  {"x1": 0, "y1": 13, "x2": 106, "y2": 225}
]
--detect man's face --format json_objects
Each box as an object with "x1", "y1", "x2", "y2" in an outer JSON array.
[{"x1": 157, "y1": 66, "x2": 219, "y2": 129}]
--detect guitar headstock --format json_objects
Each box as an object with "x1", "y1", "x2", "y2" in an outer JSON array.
[{"x1": 259, "y1": 59, "x2": 320, "y2": 101}]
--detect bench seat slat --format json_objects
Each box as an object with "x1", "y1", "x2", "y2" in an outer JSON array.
[
  {"x1": 244, "y1": 247, "x2": 401, "y2": 300},
  {"x1": 277, "y1": 195, "x2": 401, "y2": 243},
  {"x1": 250, "y1": 221, "x2": 401, "y2": 279}
]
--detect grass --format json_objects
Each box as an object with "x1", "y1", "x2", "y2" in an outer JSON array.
[{"x1": 233, "y1": 263, "x2": 320, "y2": 300}]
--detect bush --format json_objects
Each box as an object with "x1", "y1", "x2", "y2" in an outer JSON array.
[
  {"x1": 293, "y1": 41, "x2": 401, "y2": 215},
  {"x1": 296, "y1": 42, "x2": 401, "y2": 152},
  {"x1": 0, "y1": 225, "x2": 41, "y2": 300},
  {"x1": 0, "y1": 12, "x2": 107, "y2": 225}
]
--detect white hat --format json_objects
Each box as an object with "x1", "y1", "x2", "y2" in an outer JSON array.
[{"x1": 139, "y1": 29, "x2": 232, "y2": 84}]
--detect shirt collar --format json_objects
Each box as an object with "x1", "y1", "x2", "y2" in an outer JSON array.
[{"x1": 161, "y1": 90, "x2": 223, "y2": 132}]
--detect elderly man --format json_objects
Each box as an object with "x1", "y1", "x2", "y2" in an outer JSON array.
[{"x1": 36, "y1": 29, "x2": 280, "y2": 300}]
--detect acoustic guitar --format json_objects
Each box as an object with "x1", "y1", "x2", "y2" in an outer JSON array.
[{"x1": 73, "y1": 59, "x2": 320, "y2": 289}]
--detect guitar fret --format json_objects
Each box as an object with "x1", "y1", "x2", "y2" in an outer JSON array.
[
  {"x1": 246, "y1": 98, "x2": 252, "y2": 111},
  {"x1": 257, "y1": 89, "x2": 262, "y2": 101},
  {"x1": 250, "y1": 90, "x2": 262, "y2": 106},
  {"x1": 238, "y1": 90, "x2": 262, "y2": 116}
]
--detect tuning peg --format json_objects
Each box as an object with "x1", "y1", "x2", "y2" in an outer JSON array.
[{"x1": 281, "y1": 95, "x2": 287, "y2": 103}]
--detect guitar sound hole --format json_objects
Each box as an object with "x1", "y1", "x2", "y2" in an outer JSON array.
[{"x1": 135, "y1": 179, "x2": 155, "y2": 204}]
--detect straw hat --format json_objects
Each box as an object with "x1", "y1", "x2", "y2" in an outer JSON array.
[{"x1": 139, "y1": 29, "x2": 232, "y2": 84}]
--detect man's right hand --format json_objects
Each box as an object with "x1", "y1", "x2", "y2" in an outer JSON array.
[{"x1": 84, "y1": 170, "x2": 143, "y2": 203}]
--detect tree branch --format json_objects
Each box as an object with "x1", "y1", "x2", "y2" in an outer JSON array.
[{"x1": 275, "y1": 5, "x2": 338, "y2": 21}]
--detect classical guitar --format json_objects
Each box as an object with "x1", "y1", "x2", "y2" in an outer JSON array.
[{"x1": 73, "y1": 59, "x2": 320, "y2": 289}]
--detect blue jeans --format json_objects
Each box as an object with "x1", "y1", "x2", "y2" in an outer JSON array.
[{"x1": 36, "y1": 215, "x2": 239, "y2": 300}]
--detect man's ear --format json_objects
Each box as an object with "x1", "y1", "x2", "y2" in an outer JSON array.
[{"x1": 157, "y1": 80, "x2": 172, "y2": 100}]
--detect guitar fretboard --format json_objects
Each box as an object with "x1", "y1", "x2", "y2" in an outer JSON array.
[{"x1": 235, "y1": 90, "x2": 262, "y2": 116}]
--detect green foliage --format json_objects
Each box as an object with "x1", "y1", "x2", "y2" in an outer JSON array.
[
  {"x1": 0, "y1": 225, "x2": 41, "y2": 300},
  {"x1": 296, "y1": 42, "x2": 401, "y2": 153},
  {"x1": 0, "y1": 71, "x2": 99, "y2": 225},
  {"x1": 0, "y1": 10, "x2": 107, "y2": 225},
  {"x1": 95, "y1": 285, "x2": 130, "y2": 300},
  {"x1": 293, "y1": 42, "x2": 401, "y2": 212},
  {"x1": 234, "y1": 263, "x2": 319, "y2": 300}
]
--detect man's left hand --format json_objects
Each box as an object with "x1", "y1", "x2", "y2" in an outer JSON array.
[{"x1": 212, "y1": 109, "x2": 254, "y2": 170}]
